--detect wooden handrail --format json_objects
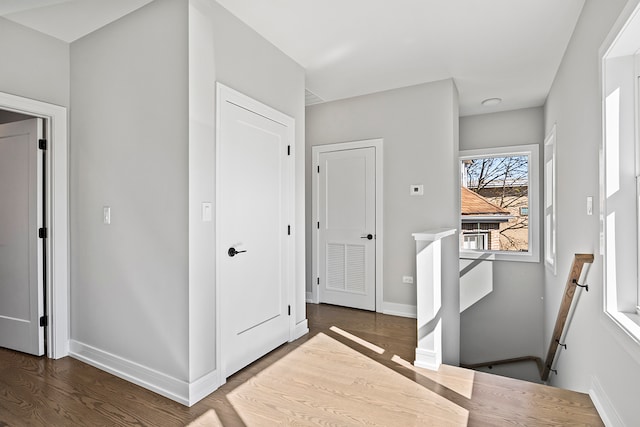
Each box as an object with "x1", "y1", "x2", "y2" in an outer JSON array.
[
  {"x1": 461, "y1": 356, "x2": 543, "y2": 373},
  {"x1": 540, "y1": 253, "x2": 594, "y2": 381},
  {"x1": 460, "y1": 254, "x2": 594, "y2": 382}
]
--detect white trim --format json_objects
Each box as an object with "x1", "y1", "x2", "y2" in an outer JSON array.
[
  {"x1": 0, "y1": 92, "x2": 69, "y2": 360},
  {"x1": 599, "y1": 0, "x2": 640, "y2": 60},
  {"x1": 311, "y1": 139, "x2": 384, "y2": 312},
  {"x1": 589, "y1": 375, "x2": 626, "y2": 427},
  {"x1": 70, "y1": 340, "x2": 221, "y2": 407},
  {"x1": 215, "y1": 83, "x2": 297, "y2": 381},
  {"x1": 604, "y1": 310, "x2": 640, "y2": 348},
  {"x1": 544, "y1": 125, "x2": 557, "y2": 275},
  {"x1": 188, "y1": 370, "x2": 221, "y2": 407},
  {"x1": 293, "y1": 319, "x2": 309, "y2": 340},
  {"x1": 601, "y1": 311, "x2": 640, "y2": 367},
  {"x1": 600, "y1": 1, "x2": 640, "y2": 348},
  {"x1": 382, "y1": 302, "x2": 417, "y2": 319},
  {"x1": 306, "y1": 292, "x2": 314, "y2": 303},
  {"x1": 414, "y1": 348, "x2": 441, "y2": 371},
  {"x1": 70, "y1": 340, "x2": 190, "y2": 406},
  {"x1": 459, "y1": 144, "x2": 540, "y2": 263}
]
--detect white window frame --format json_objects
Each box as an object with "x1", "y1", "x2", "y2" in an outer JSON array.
[
  {"x1": 459, "y1": 144, "x2": 540, "y2": 263},
  {"x1": 544, "y1": 125, "x2": 557, "y2": 275},
  {"x1": 600, "y1": 1, "x2": 640, "y2": 347}
]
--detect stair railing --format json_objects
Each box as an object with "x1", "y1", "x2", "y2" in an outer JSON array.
[
  {"x1": 540, "y1": 253, "x2": 594, "y2": 381},
  {"x1": 460, "y1": 253, "x2": 594, "y2": 382}
]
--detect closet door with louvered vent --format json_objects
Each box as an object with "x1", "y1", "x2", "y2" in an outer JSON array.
[{"x1": 318, "y1": 147, "x2": 375, "y2": 310}]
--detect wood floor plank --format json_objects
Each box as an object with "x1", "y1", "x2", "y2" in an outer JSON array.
[{"x1": 0, "y1": 303, "x2": 603, "y2": 426}]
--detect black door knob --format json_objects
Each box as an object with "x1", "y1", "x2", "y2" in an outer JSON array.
[
  {"x1": 228, "y1": 247, "x2": 247, "y2": 257},
  {"x1": 360, "y1": 234, "x2": 373, "y2": 240}
]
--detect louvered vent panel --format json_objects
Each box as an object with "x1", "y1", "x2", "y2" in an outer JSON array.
[
  {"x1": 345, "y1": 244, "x2": 365, "y2": 293},
  {"x1": 327, "y1": 244, "x2": 345, "y2": 290}
]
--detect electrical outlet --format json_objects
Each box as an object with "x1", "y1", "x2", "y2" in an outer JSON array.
[
  {"x1": 402, "y1": 276, "x2": 414, "y2": 284},
  {"x1": 410, "y1": 185, "x2": 424, "y2": 196}
]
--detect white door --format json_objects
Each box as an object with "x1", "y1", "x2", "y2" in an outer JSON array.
[
  {"x1": 217, "y1": 86, "x2": 293, "y2": 378},
  {"x1": 318, "y1": 147, "x2": 376, "y2": 311},
  {"x1": 0, "y1": 118, "x2": 45, "y2": 356}
]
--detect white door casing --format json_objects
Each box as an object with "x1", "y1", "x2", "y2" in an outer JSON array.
[
  {"x1": 312, "y1": 140, "x2": 383, "y2": 312},
  {"x1": 216, "y1": 83, "x2": 295, "y2": 379},
  {"x1": 0, "y1": 119, "x2": 44, "y2": 355}
]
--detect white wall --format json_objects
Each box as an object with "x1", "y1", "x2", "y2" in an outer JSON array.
[
  {"x1": 70, "y1": 0, "x2": 190, "y2": 383},
  {"x1": 544, "y1": 0, "x2": 640, "y2": 424},
  {"x1": 459, "y1": 107, "x2": 545, "y2": 383},
  {"x1": 306, "y1": 80, "x2": 460, "y2": 364},
  {"x1": 0, "y1": 17, "x2": 69, "y2": 107}
]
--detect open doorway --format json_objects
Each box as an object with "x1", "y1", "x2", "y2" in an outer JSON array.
[{"x1": 0, "y1": 92, "x2": 69, "y2": 359}]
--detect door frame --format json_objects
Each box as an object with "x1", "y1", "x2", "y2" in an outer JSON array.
[
  {"x1": 215, "y1": 83, "x2": 296, "y2": 381},
  {"x1": 312, "y1": 139, "x2": 384, "y2": 312},
  {"x1": 0, "y1": 91, "x2": 69, "y2": 359}
]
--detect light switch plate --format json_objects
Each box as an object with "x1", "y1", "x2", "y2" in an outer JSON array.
[
  {"x1": 202, "y1": 202, "x2": 213, "y2": 222},
  {"x1": 103, "y1": 206, "x2": 111, "y2": 225}
]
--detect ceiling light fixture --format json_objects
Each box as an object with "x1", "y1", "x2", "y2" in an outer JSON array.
[{"x1": 481, "y1": 97, "x2": 502, "y2": 106}]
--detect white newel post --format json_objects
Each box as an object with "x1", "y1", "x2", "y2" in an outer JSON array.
[{"x1": 412, "y1": 228, "x2": 456, "y2": 371}]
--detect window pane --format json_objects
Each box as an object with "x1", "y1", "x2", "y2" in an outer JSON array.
[
  {"x1": 462, "y1": 233, "x2": 489, "y2": 250},
  {"x1": 460, "y1": 155, "x2": 529, "y2": 252}
]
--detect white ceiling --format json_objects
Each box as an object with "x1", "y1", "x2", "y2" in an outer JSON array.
[
  {"x1": 0, "y1": 0, "x2": 153, "y2": 43},
  {"x1": 1, "y1": 0, "x2": 585, "y2": 116},
  {"x1": 216, "y1": 0, "x2": 585, "y2": 116}
]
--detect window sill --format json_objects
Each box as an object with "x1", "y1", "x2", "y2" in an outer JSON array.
[
  {"x1": 606, "y1": 310, "x2": 640, "y2": 346},
  {"x1": 459, "y1": 249, "x2": 539, "y2": 263}
]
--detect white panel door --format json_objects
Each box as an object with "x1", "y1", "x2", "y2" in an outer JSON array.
[
  {"x1": 218, "y1": 91, "x2": 292, "y2": 378},
  {"x1": 319, "y1": 147, "x2": 375, "y2": 311},
  {"x1": 0, "y1": 118, "x2": 44, "y2": 356}
]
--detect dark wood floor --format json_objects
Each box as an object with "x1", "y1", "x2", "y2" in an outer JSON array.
[{"x1": 0, "y1": 304, "x2": 603, "y2": 426}]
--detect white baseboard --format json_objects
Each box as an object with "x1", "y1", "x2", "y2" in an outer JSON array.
[
  {"x1": 69, "y1": 340, "x2": 221, "y2": 407},
  {"x1": 589, "y1": 375, "x2": 625, "y2": 427},
  {"x1": 382, "y1": 302, "x2": 417, "y2": 319},
  {"x1": 306, "y1": 292, "x2": 314, "y2": 303},
  {"x1": 294, "y1": 319, "x2": 309, "y2": 340},
  {"x1": 414, "y1": 348, "x2": 441, "y2": 371},
  {"x1": 188, "y1": 369, "x2": 221, "y2": 407}
]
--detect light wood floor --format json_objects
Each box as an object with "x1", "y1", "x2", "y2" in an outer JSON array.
[{"x1": 0, "y1": 304, "x2": 603, "y2": 426}]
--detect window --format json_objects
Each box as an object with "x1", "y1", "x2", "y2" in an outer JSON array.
[
  {"x1": 460, "y1": 144, "x2": 540, "y2": 262},
  {"x1": 601, "y1": 5, "x2": 640, "y2": 344},
  {"x1": 544, "y1": 125, "x2": 557, "y2": 275},
  {"x1": 462, "y1": 233, "x2": 488, "y2": 250}
]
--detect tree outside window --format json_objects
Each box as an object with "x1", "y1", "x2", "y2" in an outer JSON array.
[{"x1": 461, "y1": 155, "x2": 529, "y2": 252}]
